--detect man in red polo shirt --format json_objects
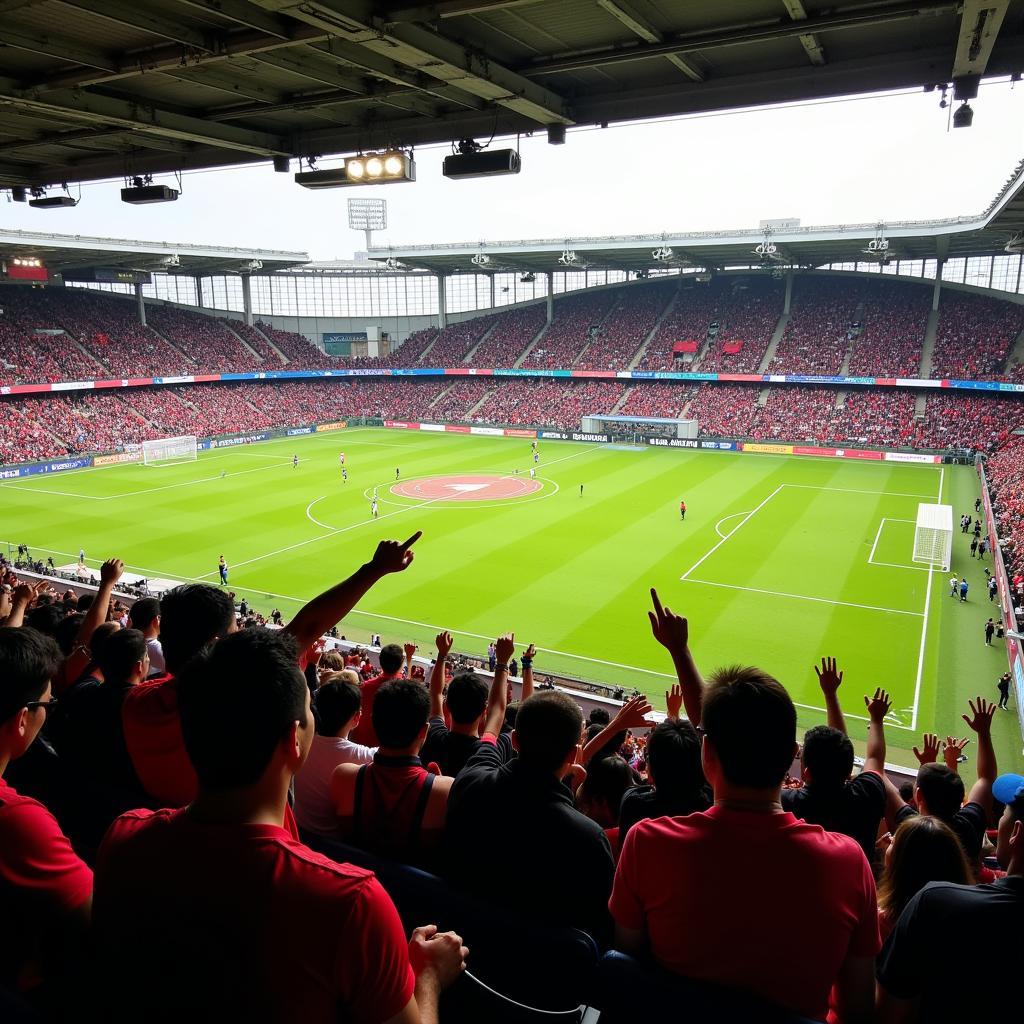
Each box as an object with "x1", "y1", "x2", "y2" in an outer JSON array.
[
  {"x1": 609, "y1": 592, "x2": 878, "y2": 1023},
  {"x1": 123, "y1": 532, "x2": 422, "y2": 807},
  {"x1": 95, "y1": 626, "x2": 466, "y2": 1023},
  {"x1": 0, "y1": 627, "x2": 93, "y2": 1003}
]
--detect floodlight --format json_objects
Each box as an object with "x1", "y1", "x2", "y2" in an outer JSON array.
[
  {"x1": 383, "y1": 154, "x2": 403, "y2": 175},
  {"x1": 347, "y1": 158, "x2": 365, "y2": 180},
  {"x1": 29, "y1": 195, "x2": 77, "y2": 208},
  {"x1": 365, "y1": 156, "x2": 384, "y2": 178}
]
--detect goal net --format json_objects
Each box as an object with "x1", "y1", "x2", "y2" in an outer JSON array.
[
  {"x1": 142, "y1": 435, "x2": 198, "y2": 466},
  {"x1": 913, "y1": 503, "x2": 953, "y2": 570}
]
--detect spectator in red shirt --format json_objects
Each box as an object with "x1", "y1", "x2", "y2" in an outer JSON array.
[
  {"x1": 121, "y1": 582, "x2": 236, "y2": 807},
  {"x1": 350, "y1": 642, "x2": 407, "y2": 747},
  {"x1": 123, "y1": 533, "x2": 423, "y2": 808},
  {"x1": 94, "y1": 626, "x2": 467, "y2": 1023},
  {"x1": 0, "y1": 626, "x2": 93, "y2": 1004},
  {"x1": 609, "y1": 591, "x2": 879, "y2": 1023}
]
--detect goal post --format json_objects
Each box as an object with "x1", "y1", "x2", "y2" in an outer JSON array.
[
  {"x1": 913, "y1": 503, "x2": 953, "y2": 571},
  {"x1": 142, "y1": 435, "x2": 198, "y2": 466}
]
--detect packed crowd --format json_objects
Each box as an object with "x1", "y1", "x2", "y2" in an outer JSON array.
[
  {"x1": 930, "y1": 292, "x2": 1024, "y2": 380},
  {"x1": 575, "y1": 283, "x2": 674, "y2": 371},
  {"x1": 693, "y1": 280, "x2": 785, "y2": 374},
  {"x1": 986, "y1": 433, "x2": 1024, "y2": 587},
  {"x1": 523, "y1": 291, "x2": 615, "y2": 368},
  {"x1": 468, "y1": 305, "x2": 547, "y2": 368},
  {"x1": 1, "y1": 531, "x2": 1020, "y2": 1023},
  {"x1": 2, "y1": 376, "x2": 1024, "y2": 465},
  {"x1": 3, "y1": 275, "x2": 1024, "y2": 387}
]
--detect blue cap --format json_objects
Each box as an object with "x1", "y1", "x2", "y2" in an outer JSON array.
[{"x1": 993, "y1": 773, "x2": 1024, "y2": 806}]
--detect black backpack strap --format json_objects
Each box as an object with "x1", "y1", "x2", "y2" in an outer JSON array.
[
  {"x1": 408, "y1": 771, "x2": 435, "y2": 846},
  {"x1": 351, "y1": 764, "x2": 368, "y2": 844}
]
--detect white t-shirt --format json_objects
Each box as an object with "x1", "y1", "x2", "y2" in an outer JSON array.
[
  {"x1": 294, "y1": 734, "x2": 376, "y2": 836},
  {"x1": 146, "y1": 637, "x2": 166, "y2": 675}
]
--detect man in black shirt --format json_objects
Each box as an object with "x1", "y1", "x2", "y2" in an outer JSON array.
[
  {"x1": 618, "y1": 705, "x2": 711, "y2": 839},
  {"x1": 885, "y1": 698, "x2": 998, "y2": 869},
  {"x1": 876, "y1": 772, "x2": 1024, "y2": 1022},
  {"x1": 780, "y1": 658, "x2": 889, "y2": 860},
  {"x1": 444, "y1": 688, "x2": 614, "y2": 938}
]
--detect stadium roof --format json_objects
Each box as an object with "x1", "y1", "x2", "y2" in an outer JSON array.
[
  {"x1": 369, "y1": 158, "x2": 1024, "y2": 274},
  {"x1": 1, "y1": 2, "x2": 1023, "y2": 191},
  {"x1": 0, "y1": 228, "x2": 308, "y2": 274}
]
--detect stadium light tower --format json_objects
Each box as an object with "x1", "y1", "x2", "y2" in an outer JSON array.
[{"x1": 347, "y1": 197, "x2": 387, "y2": 252}]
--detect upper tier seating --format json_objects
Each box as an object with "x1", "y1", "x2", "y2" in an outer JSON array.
[
  {"x1": 929, "y1": 291, "x2": 1024, "y2": 379},
  {"x1": 575, "y1": 283, "x2": 674, "y2": 370}
]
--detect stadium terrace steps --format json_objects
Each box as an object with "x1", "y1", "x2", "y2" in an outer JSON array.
[
  {"x1": 834, "y1": 389, "x2": 847, "y2": 411},
  {"x1": 65, "y1": 334, "x2": 106, "y2": 372},
  {"x1": 427, "y1": 382, "x2": 456, "y2": 409},
  {"x1": 249, "y1": 323, "x2": 289, "y2": 364},
  {"x1": 919, "y1": 308, "x2": 940, "y2": 378},
  {"x1": 416, "y1": 329, "x2": 442, "y2": 364},
  {"x1": 464, "y1": 388, "x2": 494, "y2": 418},
  {"x1": 221, "y1": 320, "x2": 263, "y2": 360},
  {"x1": 146, "y1": 325, "x2": 199, "y2": 368},
  {"x1": 757, "y1": 312, "x2": 790, "y2": 373},
  {"x1": 515, "y1": 320, "x2": 549, "y2": 367},
  {"x1": 629, "y1": 288, "x2": 681, "y2": 369},
  {"x1": 1005, "y1": 324, "x2": 1024, "y2": 376},
  {"x1": 462, "y1": 317, "x2": 499, "y2": 364}
]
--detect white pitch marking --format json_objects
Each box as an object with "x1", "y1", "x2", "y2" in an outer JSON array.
[
  {"x1": 681, "y1": 577, "x2": 924, "y2": 617},
  {"x1": 680, "y1": 485, "x2": 784, "y2": 580},
  {"x1": 714, "y1": 510, "x2": 751, "y2": 540},
  {"x1": 783, "y1": 484, "x2": 937, "y2": 499}
]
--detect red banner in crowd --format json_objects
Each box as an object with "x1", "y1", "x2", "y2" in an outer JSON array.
[
  {"x1": 722, "y1": 341, "x2": 743, "y2": 354},
  {"x1": 673, "y1": 340, "x2": 699, "y2": 354}
]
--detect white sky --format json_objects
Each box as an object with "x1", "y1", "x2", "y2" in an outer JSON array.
[{"x1": 4, "y1": 80, "x2": 1024, "y2": 261}]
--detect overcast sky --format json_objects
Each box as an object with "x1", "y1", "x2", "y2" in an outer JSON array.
[{"x1": 4, "y1": 80, "x2": 1024, "y2": 261}]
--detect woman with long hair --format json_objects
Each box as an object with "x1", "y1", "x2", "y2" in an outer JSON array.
[{"x1": 877, "y1": 815, "x2": 974, "y2": 939}]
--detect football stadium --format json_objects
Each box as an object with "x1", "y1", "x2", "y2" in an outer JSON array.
[{"x1": 2, "y1": 3, "x2": 1024, "y2": 1022}]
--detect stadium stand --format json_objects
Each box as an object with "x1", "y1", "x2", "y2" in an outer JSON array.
[
  {"x1": 930, "y1": 291, "x2": 1024, "y2": 380},
  {"x1": 768, "y1": 278, "x2": 859, "y2": 375},
  {"x1": 752, "y1": 386, "x2": 836, "y2": 441},
  {"x1": 523, "y1": 290, "x2": 615, "y2": 368},
  {"x1": 575, "y1": 282, "x2": 674, "y2": 370},
  {"x1": 694, "y1": 279, "x2": 784, "y2": 374},
  {"x1": 617, "y1": 382, "x2": 697, "y2": 419},
  {"x1": 828, "y1": 390, "x2": 919, "y2": 448},
  {"x1": 684, "y1": 384, "x2": 760, "y2": 437},
  {"x1": 468, "y1": 305, "x2": 547, "y2": 368}
]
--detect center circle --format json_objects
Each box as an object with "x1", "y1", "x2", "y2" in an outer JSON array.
[{"x1": 391, "y1": 473, "x2": 544, "y2": 502}]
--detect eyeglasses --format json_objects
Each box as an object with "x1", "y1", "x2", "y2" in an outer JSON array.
[{"x1": 26, "y1": 697, "x2": 58, "y2": 712}]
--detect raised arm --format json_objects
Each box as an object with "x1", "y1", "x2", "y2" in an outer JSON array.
[
  {"x1": 63, "y1": 559, "x2": 123, "y2": 682},
  {"x1": 912, "y1": 732, "x2": 939, "y2": 766},
  {"x1": 404, "y1": 642, "x2": 417, "y2": 679},
  {"x1": 580, "y1": 693, "x2": 654, "y2": 765},
  {"x1": 519, "y1": 643, "x2": 536, "y2": 703},
  {"x1": 4, "y1": 580, "x2": 43, "y2": 629},
  {"x1": 648, "y1": 588, "x2": 703, "y2": 726},
  {"x1": 429, "y1": 631, "x2": 452, "y2": 721},
  {"x1": 962, "y1": 697, "x2": 997, "y2": 815},
  {"x1": 284, "y1": 532, "x2": 420, "y2": 652},
  {"x1": 480, "y1": 633, "x2": 514, "y2": 738},
  {"x1": 815, "y1": 656, "x2": 847, "y2": 735},
  {"x1": 941, "y1": 735, "x2": 970, "y2": 775},
  {"x1": 862, "y1": 687, "x2": 891, "y2": 775}
]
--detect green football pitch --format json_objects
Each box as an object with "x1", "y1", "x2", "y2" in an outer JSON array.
[{"x1": 2, "y1": 426, "x2": 1019, "y2": 772}]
